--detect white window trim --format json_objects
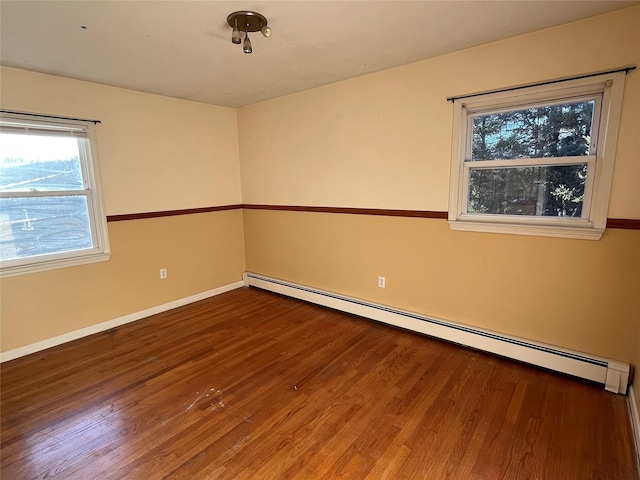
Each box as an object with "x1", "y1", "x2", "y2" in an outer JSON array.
[
  {"x1": 448, "y1": 71, "x2": 626, "y2": 240},
  {"x1": 0, "y1": 112, "x2": 110, "y2": 277}
]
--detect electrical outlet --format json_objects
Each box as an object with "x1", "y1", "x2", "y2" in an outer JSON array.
[
  {"x1": 378, "y1": 275, "x2": 385, "y2": 288},
  {"x1": 160, "y1": 268, "x2": 167, "y2": 279}
]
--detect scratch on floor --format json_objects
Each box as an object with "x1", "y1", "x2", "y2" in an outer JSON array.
[
  {"x1": 225, "y1": 435, "x2": 249, "y2": 456},
  {"x1": 186, "y1": 387, "x2": 221, "y2": 411}
]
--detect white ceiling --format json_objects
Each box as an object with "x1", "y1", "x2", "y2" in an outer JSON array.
[{"x1": 1, "y1": 0, "x2": 638, "y2": 108}]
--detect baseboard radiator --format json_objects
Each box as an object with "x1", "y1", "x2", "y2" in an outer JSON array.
[{"x1": 243, "y1": 272, "x2": 629, "y2": 395}]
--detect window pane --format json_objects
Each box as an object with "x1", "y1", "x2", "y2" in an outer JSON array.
[
  {"x1": 468, "y1": 164, "x2": 587, "y2": 217},
  {"x1": 0, "y1": 196, "x2": 93, "y2": 260},
  {"x1": 0, "y1": 134, "x2": 84, "y2": 191},
  {"x1": 471, "y1": 100, "x2": 594, "y2": 161}
]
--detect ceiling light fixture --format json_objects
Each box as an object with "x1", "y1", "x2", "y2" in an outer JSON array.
[{"x1": 227, "y1": 11, "x2": 270, "y2": 54}]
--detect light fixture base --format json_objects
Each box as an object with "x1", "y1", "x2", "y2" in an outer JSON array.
[{"x1": 227, "y1": 11, "x2": 268, "y2": 33}]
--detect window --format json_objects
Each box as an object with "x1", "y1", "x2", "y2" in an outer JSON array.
[
  {"x1": 0, "y1": 112, "x2": 110, "y2": 277},
  {"x1": 448, "y1": 71, "x2": 626, "y2": 239}
]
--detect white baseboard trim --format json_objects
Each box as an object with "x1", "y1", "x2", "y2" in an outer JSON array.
[
  {"x1": 244, "y1": 272, "x2": 630, "y2": 394},
  {"x1": 0, "y1": 280, "x2": 245, "y2": 363},
  {"x1": 629, "y1": 385, "x2": 640, "y2": 467}
]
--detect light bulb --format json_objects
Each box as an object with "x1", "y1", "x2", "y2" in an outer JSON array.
[
  {"x1": 232, "y1": 25, "x2": 241, "y2": 44},
  {"x1": 261, "y1": 25, "x2": 272, "y2": 38},
  {"x1": 243, "y1": 31, "x2": 252, "y2": 53},
  {"x1": 231, "y1": 17, "x2": 242, "y2": 44}
]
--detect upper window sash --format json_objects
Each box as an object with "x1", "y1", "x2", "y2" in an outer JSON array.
[
  {"x1": 457, "y1": 82, "x2": 607, "y2": 116},
  {"x1": 0, "y1": 117, "x2": 89, "y2": 138},
  {"x1": 464, "y1": 94, "x2": 602, "y2": 163}
]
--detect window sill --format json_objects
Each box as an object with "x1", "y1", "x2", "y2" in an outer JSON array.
[
  {"x1": 0, "y1": 251, "x2": 111, "y2": 278},
  {"x1": 448, "y1": 220, "x2": 604, "y2": 240}
]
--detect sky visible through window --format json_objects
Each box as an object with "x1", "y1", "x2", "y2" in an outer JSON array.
[{"x1": 0, "y1": 134, "x2": 78, "y2": 164}]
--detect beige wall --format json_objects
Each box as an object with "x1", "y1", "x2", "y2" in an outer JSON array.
[
  {"x1": 0, "y1": 69, "x2": 246, "y2": 352},
  {"x1": 239, "y1": 7, "x2": 640, "y2": 217},
  {"x1": 239, "y1": 6, "x2": 640, "y2": 364}
]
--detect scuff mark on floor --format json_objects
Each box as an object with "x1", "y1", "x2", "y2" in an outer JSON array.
[{"x1": 186, "y1": 387, "x2": 220, "y2": 411}]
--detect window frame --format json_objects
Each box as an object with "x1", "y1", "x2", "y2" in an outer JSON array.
[
  {"x1": 0, "y1": 112, "x2": 110, "y2": 277},
  {"x1": 448, "y1": 71, "x2": 626, "y2": 240}
]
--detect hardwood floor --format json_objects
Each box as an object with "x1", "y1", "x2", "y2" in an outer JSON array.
[{"x1": 1, "y1": 287, "x2": 637, "y2": 479}]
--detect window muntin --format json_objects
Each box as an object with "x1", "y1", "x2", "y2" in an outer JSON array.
[
  {"x1": 448, "y1": 72, "x2": 626, "y2": 240},
  {"x1": 0, "y1": 113, "x2": 110, "y2": 276}
]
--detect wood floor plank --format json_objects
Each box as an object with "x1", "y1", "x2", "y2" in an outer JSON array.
[{"x1": 1, "y1": 287, "x2": 637, "y2": 479}]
